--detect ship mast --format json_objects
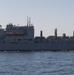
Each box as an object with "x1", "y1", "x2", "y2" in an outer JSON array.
[
  {"x1": 29, "y1": 17, "x2": 31, "y2": 26},
  {"x1": 27, "y1": 16, "x2": 29, "y2": 26},
  {"x1": 27, "y1": 16, "x2": 31, "y2": 26}
]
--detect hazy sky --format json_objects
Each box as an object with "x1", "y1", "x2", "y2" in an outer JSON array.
[{"x1": 0, "y1": 0, "x2": 74, "y2": 37}]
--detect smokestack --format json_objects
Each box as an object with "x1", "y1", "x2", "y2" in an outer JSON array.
[
  {"x1": 40, "y1": 30, "x2": 43, "y2": 42},
  {"x1": 40, "y1": 30, "x2": 43, "y2": 38},
  {"x1": 63, "y1": 33, "x2": 66, "y2": 38},
  {"x1": 55, "y1": 28, "x2": 57, "y2": 37},
  {"x1": 73, "y1": 31, "x2": 74, "y2": 37}
]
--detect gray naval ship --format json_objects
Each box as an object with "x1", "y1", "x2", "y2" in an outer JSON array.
[{"x1": 0, "y1": 18, "x2": 74, "y2": 51}]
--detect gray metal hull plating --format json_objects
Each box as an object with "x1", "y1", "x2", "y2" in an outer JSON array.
[{"x1": 0, "y1": 42, "x2": 74, "y2": 51}]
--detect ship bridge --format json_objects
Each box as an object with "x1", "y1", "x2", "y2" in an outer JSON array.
[{"x1": 5, "y1": 23, "x2": 34, "y2": 43}]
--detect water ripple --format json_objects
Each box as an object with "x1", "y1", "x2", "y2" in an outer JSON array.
[{"x1": 0, "y1": 52, "x2": 74, "y2": 75}]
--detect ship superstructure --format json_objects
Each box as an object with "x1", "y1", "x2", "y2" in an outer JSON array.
[
  {"x1": 0, "y1": 18, "x2": 74, "y2": 51},
  {"x1": 5, "y1": 23, "x2": 34, "y2": 44}
]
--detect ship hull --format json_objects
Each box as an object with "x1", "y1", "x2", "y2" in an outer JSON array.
[{"x1": 0, "y1": 42, "x2": 74, "y2": 51}]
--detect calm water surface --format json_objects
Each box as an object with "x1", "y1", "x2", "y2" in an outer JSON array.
[{"x1": 0, "y1": 51, "x2": 74, "y2": 75}]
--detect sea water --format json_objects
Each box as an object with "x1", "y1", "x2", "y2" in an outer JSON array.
[{"x1": 0, "y1": 51, "x2": 74, "y2": 75}]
